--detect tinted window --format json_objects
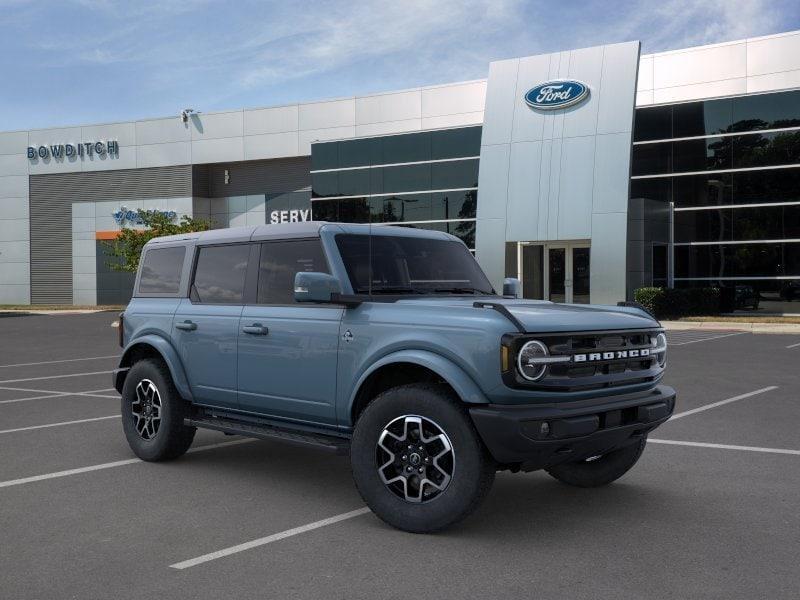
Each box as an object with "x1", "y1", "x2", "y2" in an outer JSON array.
[
  {"x1": 732, "y1": 130, "x2": 800, "y2": 169},
  {"x1": 381, "y1": 132, "x2": 431, "y2": 164},
  {"x1": 338, "y1": 169, "x2": 371, "y2": 196},
  {"x1": 257, "y1": 240, "x2": 329, "y2": 304},
  {"x1": 634, "y1": 106, "x2": 672, "y2": 142},
  {"x1": 631, "y1": 142, "x2": 671, "y2": 176},
  {"x1": 311, "y1": 142, "x2": 338, "y2": 170},
  {"x1": 675, "y1": 242, "x2": 800, "y2": 278},
  {"x1": 673, "y1": 137, "x2": 732, "y2": 173},
  {"x1": 430, "y1": 127, "x2": 482, "y2": 159},
  {"x1": 339, "y1": 138, "x2": 379, "y2": 168},
  {"x1": 311, "y1": 172, "x2": 339, "y2": 198},
  {"x1": 138, "y1": 246, "x2": 185, "y2": 295},
  {"x1": 311, "y1": 199, "x2": 338, "y2": 221},
  {"x1": 631, "y1": 177, "x2": 672, "y2": 204},
  {"x1": 733, "y1": 167, "x2": 800, "y2": 204},
  {"x1": 673, "y1": 173, "x2": 732, "y2": 208},
  {"x1": 431, "y1": 159, "x2": 479, "y2": 189},
  {"x1": 192, "y1": 244, "x2": 250, "y2": 304},
  {"x1": 731, "y1": 90, "x2": 800, "y2": 132},
  {"x1": 381, "y1": 163, "x2": 431, "y2": 193},
  {"x1": 335, "y1": 234, "x2": 493, "y2": 295},
  {"x1": 673, "y1": 98, "x2": 732, "y2": 137},
  {"x1": 338, "y1": 198, "x2": 370, "y2": 223},
  {"x1": 431, "y1": 190, "x2": 477, "y2": 220}
]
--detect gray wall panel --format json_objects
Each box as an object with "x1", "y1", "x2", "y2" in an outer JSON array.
[{"x1": 204, "y1": 157, "x2": 311, "y2": 197}]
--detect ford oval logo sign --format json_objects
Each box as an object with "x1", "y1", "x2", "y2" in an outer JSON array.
[{"x1": 524, "y1": 80, "x2": 589, "y2": 110}]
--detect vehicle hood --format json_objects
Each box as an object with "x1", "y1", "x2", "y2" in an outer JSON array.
[{"x1": 395, "y1": 297, "x2": 660, "y2": 332}]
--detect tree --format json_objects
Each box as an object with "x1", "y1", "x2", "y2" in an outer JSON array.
[{"x1": 104, "y1": 209, "x2": 211, "y2": 272}]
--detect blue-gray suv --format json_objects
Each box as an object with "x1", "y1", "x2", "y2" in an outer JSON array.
[{"x1": 114, "y1": 222, "x2": 675, "y2": 532}]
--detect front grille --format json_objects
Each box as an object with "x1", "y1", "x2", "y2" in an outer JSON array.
[{"x1": 505, "y1": 329, "x2": 664, "y2": 392}]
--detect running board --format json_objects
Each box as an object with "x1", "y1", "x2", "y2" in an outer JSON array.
[{"x1": 185, "y1": 416, "x2": 350, "y2": 455}]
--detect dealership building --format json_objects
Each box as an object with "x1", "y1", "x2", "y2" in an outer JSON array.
[{"x1": 1, "y1": 29, "x2": 799, "y2": 309}]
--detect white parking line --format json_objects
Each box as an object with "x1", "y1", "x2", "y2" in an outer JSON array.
[
  {"x1": 650, "y1": 438, "x2": 800, "y2": 456},
  {"x1": 0, "y1": 355, "x2": 119, "y2": 369},
  {"x1": 786, "y1": 342, "x2": 800, "y2": 349},
  {"x1": 667, "y1": 331, "x2": 746, "y2": 346},
  {"x1": 669, "y1": 386, "x2": 777, "y2": 421},
  {"x1": 0, "y1": 371, "x2": 110, "y2": 384},
  {"x1": 169, "y1": 507, "x2": 372, "y2": 570},
  {"x1": 0, "y1": 387, "x2": 119, "y2": 405},
  {"x1": 0, "y1": 415, "x2": 120, "y2": 434},
  {"x1": 0, "y1": 438, "x2": 256, "y2": 489}
]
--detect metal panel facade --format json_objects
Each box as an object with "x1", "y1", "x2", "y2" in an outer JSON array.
[{"x1": 476, "y1": 41, "x2": 640, "y2": 303}]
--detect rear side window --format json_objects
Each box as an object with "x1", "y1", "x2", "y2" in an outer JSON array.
[
  {"x1": 138, "y1": 246, "x2": 186, "y2": 295},
  {"x1": 192, "y1": 244, "x2": 250, "y2": 304},
  {"x1": 258, "y1": 240, "x2": 329, "y2": 304}
]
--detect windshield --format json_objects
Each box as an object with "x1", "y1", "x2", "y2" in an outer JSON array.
[{"x1": 335, "y1": 233, "x2": 495, "y2": 295}]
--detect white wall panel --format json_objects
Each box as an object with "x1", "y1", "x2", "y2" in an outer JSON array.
[
  {"x1": 747, "y1": 32, "x2": 800, "y2": 76},
  {"x1": 653, "y1": 77, "x2": 747, "y2": 104},
  {"x1": 244, "y1": 132, "x2": 299, "y2": 160},
  {"x1": 562, "y1": 47, "x2": 603, "y2": 139},
  {"x1": 421, "y1": 81, "x2": 486, "y2": 118},
  {"x1": 0, "y1": 240, "x2": 29, "y2": 262},
  {"x1": 82, "y1": 152, "x2": 137, "y2": 172},
  {"x1": 135, "y1": 118, "x2": 191, "y2": 145},
  {"x1": 298, "y1": 126, "x2": 356, "y2": 155},
  {"x1": 299, "y1": 99, "x2": 355, "y2": 130},
  {"x1": 81, "y1": 122, "x2": 136, "y2": 146},
  {"x1": 354, "y1": 119, "x2": 421, "y2": 137},
  {"x1": 0, "y1": 262, "x2": 29, "y2": 285},
  {"x1": 592, "y1": 133, "x2": 632, "y2": 213},
  {"x1": 191, "y1": 111, "x2": 244, "y2": 140},
  {"x1": 505, "y1": 141, "x2": 542, "y2": 242},
  {"x1": 510, "y1": 55, "x2": 550, "y2": 143},
  {"x1": 0, "y1": 175, "x2": 28, "y2": 198},
  {"x1": 28, "y1": 155, "x2": 82, "y2": 174},
  {"x1": 0, "y1": 131, "x2": 29, "y2": 156},
  {"x1": 356, "y1": 90, "x2": 421, "y2": 125},
  {"x1": 597, "y1": 42, "x2": 639, "y2": 135},
  {"x1": 475, "y1": 143, "x2": 510, "y2": 221},
  {"x1": 421, "y1": 111, "x2": 483, "y2": 130},
  {"x1": 244, "y1": 105, "x2": 299, "y2": 135},
  {"x1": 653, "y1": 42, "x2": 746, "y2": 88},
  {"x1": 136, "y1": 142, "x2": 191, "y2": 168},
  {"x1": 747, "y1": 69, "x2": 800, "y2": 94},
  {"x1": 0, "y1": 154, "x2": 28, "y2": 176},
  {"x1": 0, "y1": 198, "x2": 28, "y2": 220},
  {"x1": 557, "y1": 136, "x2": 594, "y2": 239},
  {"x1": 637, "y1": 56, "x2": 654, "y2": 92}
]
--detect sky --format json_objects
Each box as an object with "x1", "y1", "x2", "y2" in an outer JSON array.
[{"x1": 1, "y1": 0, "x2": 799, "y2": 131}]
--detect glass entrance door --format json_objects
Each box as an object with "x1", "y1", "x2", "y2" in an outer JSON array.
[{"x1": 516, "y1": 241, "x2": 590, "y2": 303}]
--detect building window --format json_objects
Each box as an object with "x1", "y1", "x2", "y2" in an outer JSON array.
[
  {"x1": 310, "y1": 126, "x2": 481, "y2": 249},
  {"x1": 631, "y1": 89, "x2": 800, "y2": 302}
]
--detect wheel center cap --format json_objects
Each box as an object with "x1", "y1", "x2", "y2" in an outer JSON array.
[{"x1": 409, "y1": 453, "x2": 421, "y2": 466}]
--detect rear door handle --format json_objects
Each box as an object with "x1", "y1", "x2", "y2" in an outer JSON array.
[
  {"x1": 242, "y1": 323, "x2": 268, "y2": 335},
  {"x1": 175, "y1": 320, "x2": 197, "y2": 331}
]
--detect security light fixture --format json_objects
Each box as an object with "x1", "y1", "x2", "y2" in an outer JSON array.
[{"x1": 180, "y1": 108, "x2": 195, "y2": 123}]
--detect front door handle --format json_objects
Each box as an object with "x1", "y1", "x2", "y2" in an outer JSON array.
[
  {"x1": 175, "y1": 320, "x2": 197, "y2": 331},
  {"x1": 242, "y1": 323, "x2": 268, "y2": 335}
]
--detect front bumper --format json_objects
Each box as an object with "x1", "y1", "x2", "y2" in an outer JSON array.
[{"x1": 469, "y1": 385, "x2": 676, "y2": 471}]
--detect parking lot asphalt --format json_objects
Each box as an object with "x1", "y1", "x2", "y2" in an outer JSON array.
[{"x1": 1, "y1": 312, "x2": 798, "y2": 599}]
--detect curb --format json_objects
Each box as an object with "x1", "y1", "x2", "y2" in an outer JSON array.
[{"x1": 662, "y1": 320, "x2": 800, "y2": 334}]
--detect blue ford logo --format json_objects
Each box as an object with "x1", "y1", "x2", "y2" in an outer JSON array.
[{"x1": 524, "y1": 80, "x2": 589, "y2": 110}]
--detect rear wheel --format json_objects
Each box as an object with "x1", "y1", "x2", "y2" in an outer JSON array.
[
  {"x1": 121, "y1": 358, "x2": 195, "y2": 461},
  {"x1": 350, "y1": 383, "x2": 495, "y2": 533},
  {"x1": 545, "y1": 437, "x2": 647, "y2": 488}
]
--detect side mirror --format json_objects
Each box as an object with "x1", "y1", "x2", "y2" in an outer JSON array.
[
  {"x1": 503, "y1": 277, "x2": 521, "y2": 299},
  {"x1": 294, "y1": 272, "x2": 341, "y2": 303}
]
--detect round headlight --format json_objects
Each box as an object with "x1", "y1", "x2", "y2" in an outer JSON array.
[
  {"x1": 517, "y1": 340, "x2": 550, "y2": 381},
  {"x1": 652, "y1": 332, "x2": 667, "y2": 367}
]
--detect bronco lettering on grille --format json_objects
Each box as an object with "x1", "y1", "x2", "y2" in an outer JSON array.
[{"x1": 573, "y1": 348, "x2": 651, "y2": 362}]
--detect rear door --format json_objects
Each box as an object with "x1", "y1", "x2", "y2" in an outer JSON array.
[
  {"x1": 173, "y1": 243, "x2": 254, "y2": 409},
  {"x1": 237, "y1": 238, "x2": 343, "y2": 426}
]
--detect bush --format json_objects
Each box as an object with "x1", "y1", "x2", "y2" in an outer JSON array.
[{"x1": 633, "y1": 287, "x2": 720, "y2": 319}]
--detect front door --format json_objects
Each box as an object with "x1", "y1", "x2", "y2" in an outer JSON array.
[
  {"x1": 517, "y1": 241, "x2": 590, "y2": 304},
  {"x1": 236, "y1": 239, "x2": 343, "y2": 426}
]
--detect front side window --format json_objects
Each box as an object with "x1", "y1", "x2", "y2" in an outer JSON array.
[
  {"x1": 257, "y1": 240, "x2": 329, "y2": 304},
  {"x1": 192, "y1": 244, "x2": 250, "y2": 304},
  {"x1": 138, "y1": 246, "x2": 185, "y2": 295},
  {"x1": 335, "y1": 234, "x2": 494, "y2": 295}
]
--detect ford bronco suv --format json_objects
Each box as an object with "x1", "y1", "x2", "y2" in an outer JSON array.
[{"x1": 113, "y1": 222, "x2": 675, "y2": 533}]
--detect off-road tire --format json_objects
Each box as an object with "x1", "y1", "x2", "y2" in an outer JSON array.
[
  {"x1": 350, "y1": 383, "x2": 495, "y2": 533},
  {"x1": 121, "y1": 358, "x2": 196, "y2": 461},
  {"x1": 545, "y1": 437, "x2": 647, "y2": 488}
]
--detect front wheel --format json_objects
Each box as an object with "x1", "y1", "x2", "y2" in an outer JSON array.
[
  {"x1": 350, "y1": 383, "x2": 495, "y2": 533},
  {"x1": 545, "y1": 437, "x2": 647, "y2": 488},
  {"x1": 121, "y1": 358, "x2": 196, "y2": 462}
]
